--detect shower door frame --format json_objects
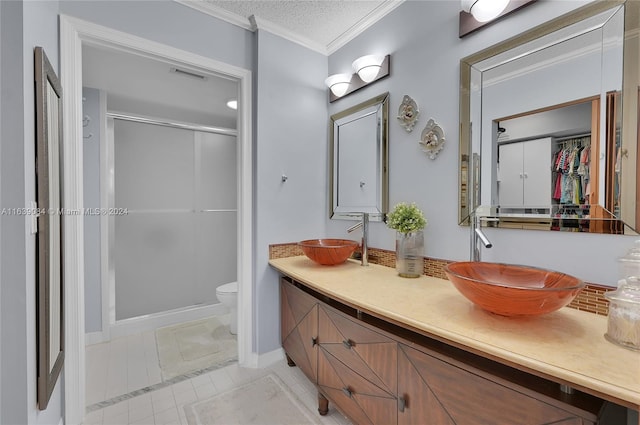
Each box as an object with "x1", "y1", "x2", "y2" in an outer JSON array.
[
  {"x1": 60, "y1": 15, "x2": 254, "y2": 425},
  {"x1": 105, "y1": 113, "x2": 238, "y2": 331}
]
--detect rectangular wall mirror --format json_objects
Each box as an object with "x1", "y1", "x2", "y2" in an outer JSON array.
[
  {"x1": 459, "y1": 1, "x2": 640, "y2": 234},
  {"x1": 329, "y1": 92, "x2": 389, "y2": 221},
  {"x1": 35, "y1": 46, "x2": 65, "y2": 410}
]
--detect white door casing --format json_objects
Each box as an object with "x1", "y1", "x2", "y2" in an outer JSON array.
[{"x1": 60, "y1": 15, "x2": 254, "y2": 425}]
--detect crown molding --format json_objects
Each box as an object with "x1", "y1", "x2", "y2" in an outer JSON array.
[
  {"x1": 175, "y1": 0, "x2": 404, "y2": 56},
  {"x1": 249, "y1": 15, "x2": 327, "y2": 55},
  {"x1": 327, "y1": 0, "x2": 405, "y2": 54},
  {"x1": 174, "y1": 0, "x2": 253, "y2": 30}
]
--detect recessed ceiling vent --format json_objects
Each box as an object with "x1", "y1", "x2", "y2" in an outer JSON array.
[{"x1": 170, "y1": 67, "x2": 208, "y2": 81}]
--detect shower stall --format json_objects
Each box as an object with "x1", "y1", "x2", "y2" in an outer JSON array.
[{"x1": 107, "y1": 115, "x2": 237, "y2": 330}]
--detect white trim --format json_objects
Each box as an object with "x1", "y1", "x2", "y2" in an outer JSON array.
[
  {"x1": 174, "y1": 0, "x2": 253, "y2": 31},
  {"x1": 327, "y1": 0, "x2": 405, "y2": 55},
  {"x1": 60, "y1": 16, "x2": 86, "y2": 425},
  {"x1": 249, "y1": 15, "x2": 327, "y2": 55},
  {"x1": 84, "y1": 331, "x2": 106, "y2": 346},
  {"x1": 60, "y1": 15, "x2": 254, "y2": 425},
  {"x1": 255, "y1": 347, "x2": 285, "y2": 369},
  {"x1": 176, "y1": 0, "x2": 405, "y2": 56},
  {"x1": 109, "y1": 304, "x2": 228, "y2": 339}
]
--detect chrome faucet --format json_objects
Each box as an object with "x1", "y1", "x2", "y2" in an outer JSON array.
[
  {"x1": 347, "y1": 213, "x2": 369, "y2": 266},
  {"x1": 471, "y1": 212, "x2": 492, "y2": 262}
]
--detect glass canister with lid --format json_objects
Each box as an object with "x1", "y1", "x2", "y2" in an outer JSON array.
[
  {"x1": 617, "y1": 240, "x2": 640, "y2": 283},
  {"x1": 604, "y1": 276, "x2": 640, "y2": 350}
]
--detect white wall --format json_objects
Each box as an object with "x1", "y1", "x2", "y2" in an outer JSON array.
[
  {"x1": 327, "y1": 0, "x2": 635, "y2": 287},
  {"x1": 254, "y1": 30, "x2": 327, "y2": 354}
]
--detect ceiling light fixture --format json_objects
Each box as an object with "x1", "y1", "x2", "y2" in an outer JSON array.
[
  {"x1": 461, "y1": 0, "x2": 510, "y2": 23},
  {"x1": 226, "y1": 99, "x2": 238, "y2": 110},
  {"x1": 352, "y1": 55, "x2": 385, "y2": 83}
]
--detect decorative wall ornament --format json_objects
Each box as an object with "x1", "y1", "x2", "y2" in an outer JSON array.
[
  {"x1": 397, "y1": 95, "x2": 419, "y2": 132},
  {"x1": 419, "y1": 118, "x2": 445, "y2": 159}
]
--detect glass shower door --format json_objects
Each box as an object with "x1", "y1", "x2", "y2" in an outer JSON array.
[{"x1": 112, "y1": 120, "x2": 236, "y2": 321}]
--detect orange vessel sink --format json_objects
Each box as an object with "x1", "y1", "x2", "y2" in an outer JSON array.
[
  {"x1": 298, "y1": 239, "x2": 359, "y2": 266},
  {"x1": 444, "y1": 261, "x2": 585, "y2": 316}
]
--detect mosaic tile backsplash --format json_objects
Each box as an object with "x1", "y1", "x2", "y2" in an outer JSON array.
[{"x1": 269, "y1": 242, "x2": 613, "y2": 316}]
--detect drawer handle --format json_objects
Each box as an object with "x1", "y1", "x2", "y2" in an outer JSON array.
[
  {"x1": 342, "y1": 339, "x2": 354, "y2": 349},
  {"x1": 342, "y1": 387, "x2": 353, "y2": 398},
  {"x1": 398, "y1": 396, "x2": 406, "y2": 412},
  {"x1": 311, "y1": 337, "x2": 318, "y2": 347}
]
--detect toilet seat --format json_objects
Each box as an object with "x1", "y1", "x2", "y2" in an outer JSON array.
[{"x1": 216, "y1": 281, "x2": 237, "y2": 294}]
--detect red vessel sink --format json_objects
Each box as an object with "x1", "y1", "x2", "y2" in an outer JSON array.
[
  {"x1": 444, "y1": 261, "x2": 585, "y2": 316},
  {"x1": 298, "y1": 239, "x2": 358, "y2": 266}
]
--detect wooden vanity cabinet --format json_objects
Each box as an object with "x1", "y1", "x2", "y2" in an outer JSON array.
[
  {"x1": 280, "y1": 278, "x2": 318, "y2": 382},
  {"x1": 280, "y1": 277, "x2": 603, "y2": 425},
  {"x1": 397, "y1": 343, "x2": 598, "y2": 425},
  {"x1": 317, "y1": 304, "x2": 398, "y2": 425}
]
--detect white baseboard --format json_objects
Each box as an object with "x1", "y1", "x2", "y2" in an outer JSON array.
[
  {"x1": 256, "y1": 347, "x2": 285, "y2": 368},
  {"x1": 84, "y1": 331, "x2": 108, "y2": 346},
  {"x1": 108, "y1": 303, "x2": 228, "y2": 339}
]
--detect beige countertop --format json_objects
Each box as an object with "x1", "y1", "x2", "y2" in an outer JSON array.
[{"x1": 269, "y1": 256, "x2": 640, "y2": 410}]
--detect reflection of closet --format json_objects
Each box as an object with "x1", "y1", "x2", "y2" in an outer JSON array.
[
  {"x1": 551, "y1": 135, "x2": 591, "y2": 207},
  {"x1": 497, "y1": 137, "x2": 551, "y2": 207}
]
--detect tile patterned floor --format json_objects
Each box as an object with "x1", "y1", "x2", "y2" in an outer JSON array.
[
  {"x1": 85, "y1": 322, "x2": 352, "y2": 425},
  {"x1": 84, "y1": 361, "x2": 352, "y2": 425}
]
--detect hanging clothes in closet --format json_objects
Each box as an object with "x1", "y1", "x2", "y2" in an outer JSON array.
[{"x1": 552, "y1": 136, "x2": 591, "y2": 206}]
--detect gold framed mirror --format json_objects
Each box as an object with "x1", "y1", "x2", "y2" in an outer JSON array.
[{"x1": 458, "y1": 1, "x2": 638, "y2": 234}]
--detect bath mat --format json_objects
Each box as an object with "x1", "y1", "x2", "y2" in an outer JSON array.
[
  {"x1": 156, "y1": 316, "x2": 237, "y2": 380},
  {"x1": 183, "y1": 373, "x2": 317, "y2": 425}
]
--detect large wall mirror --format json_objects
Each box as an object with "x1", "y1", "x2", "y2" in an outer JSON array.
[
  {"x1": 458, "y1": 0, "x2": 640, "y2": 234},
  {"x1": 330, "y1": 92, "x2": 389, "y2": 221}
]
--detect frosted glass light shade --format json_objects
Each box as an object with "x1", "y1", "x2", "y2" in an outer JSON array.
[
  {"x1": 461, "y1": 0, "x2": 510, "y2": 22},
  {"x1": 352, "y1": 55, "x2": 385, "y2": 83},
  {"x1": 325, "y1": 73, "x2": 352, "y2": 97}
]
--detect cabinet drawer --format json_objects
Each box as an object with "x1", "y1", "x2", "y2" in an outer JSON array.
[
  {"x1": 319, "y1": 305, "x2": 397, "y2": 396},
  {"x1": 319, "y1": 348, "x2": 397, "y2": 425},
  {"x1": 398, "y1": 344, "x2": 596, "y2": 425}
]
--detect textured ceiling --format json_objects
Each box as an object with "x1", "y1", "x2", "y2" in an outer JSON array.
[{"x1": 199, "y1": 0, "x2": 403, "y2": 53}]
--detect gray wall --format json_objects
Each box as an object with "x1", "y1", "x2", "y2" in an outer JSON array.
[
  {"x1": 59, "y1": 0, "x2": 253, "y2": 72},
  {"x1": 1, "y1": 0, "x2": 64, "y2": 424},
  {"x1": 83, "y1": 87, "x2": 103, "y2": 333},
  {"x1": 253, "y1": 29, "x2": 328, "y2": 354},
  {"x1": 326, "y1": 0, "x2": 635, "y2": 287}
]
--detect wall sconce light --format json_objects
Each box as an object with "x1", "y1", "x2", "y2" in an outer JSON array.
[
  {"x1": 352, "y1": 55, "x2": 385, "y2": 83},
  {"x1": 325, "y1": 54, "x2": 390, "y2": 102},
  {"x1": 325, "y1": 73, "x2": 352, "y2": 97},
  {"x1": 459, "y1": 0, "x2": 536, "y2": 38},
  {"x1": 461, "y1": 0, "x2": 510, "y2": 23}
]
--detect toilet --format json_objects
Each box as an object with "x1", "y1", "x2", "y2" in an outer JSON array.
[{"x1": 216, "y1": 281, "x2": 238, "y2": 335}]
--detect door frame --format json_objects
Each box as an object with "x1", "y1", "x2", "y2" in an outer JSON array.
[{"x1": 60, "y1": 15, "x2": 254, "y2": 424}]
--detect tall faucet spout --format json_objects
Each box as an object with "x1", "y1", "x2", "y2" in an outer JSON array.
[
  {"x1": 475, "y1": 228, "x2": 492, "y2": 248},
  {"x1": 347, "y1": 213, "x2": 369, "y2": 266},
  {"x1": 471, "y1": 212, "x2": 492, "y2": 262}
]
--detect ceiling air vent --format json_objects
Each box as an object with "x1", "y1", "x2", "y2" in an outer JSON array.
[{"x1": 169, "y1": 67, "x2": 208, "y2": 81}]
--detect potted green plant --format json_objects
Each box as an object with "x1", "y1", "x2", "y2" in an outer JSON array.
[{"x1": 387, "y1": 202, "x2": 427, "y2": 278}]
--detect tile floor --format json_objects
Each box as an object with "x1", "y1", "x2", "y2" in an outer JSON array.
[
  {"x1": 84, "y1": 359, "x2": 352, "y2": 425},
  {"x1": 86, "y1": 330, "x2": 163, "y2": 406},
  {"x1": 85, "y1": 322, "x2": 352, "y2": 425}
]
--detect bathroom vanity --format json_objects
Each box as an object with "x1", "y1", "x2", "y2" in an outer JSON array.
[{"x1": 270, "y1": 256, "x2": 640, "y2": 425}]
